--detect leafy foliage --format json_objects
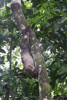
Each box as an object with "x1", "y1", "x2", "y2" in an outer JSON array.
[{"x1": 0, "y1": 0, "x2": 67, "y2": 100}]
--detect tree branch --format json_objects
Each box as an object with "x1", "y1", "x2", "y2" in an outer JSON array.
[
  {"x1": 12, "y1": 78, "x2": 20, "y2": 100},
  {"x1": 11, "y1": 0, "x2": 50, "y2": 99}
]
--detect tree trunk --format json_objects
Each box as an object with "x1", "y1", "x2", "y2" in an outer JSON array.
[
  {"x1": 5, "y1": 90, "x2": 9, "y2": 100},
  {"x1": 11, "y1": 0, "x2": 50, "y2": 99},
  {"x1": 0, "y1": 0, "x2": 4, "y2": 8}
]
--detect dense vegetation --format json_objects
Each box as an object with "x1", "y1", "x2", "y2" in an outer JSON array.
[{"x1": 0, "y1": 0, "x2": 67, "y2": 100}]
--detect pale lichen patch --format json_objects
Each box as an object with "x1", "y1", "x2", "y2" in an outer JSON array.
[
  {"x1": 43, "y1": 98, "x2": 48, "y2": 100},
  {"x1": 39, "y1": 86, "x2": 42, "y2": 92}
]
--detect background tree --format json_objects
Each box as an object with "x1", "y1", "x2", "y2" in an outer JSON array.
[{"x1": 0, "y1": 0, "x2": 67, "y2": 100}]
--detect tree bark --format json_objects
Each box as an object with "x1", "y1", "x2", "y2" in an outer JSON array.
[
  {"x1": 0, "y1": 0, "x2": 4, "y2": 8},
  {"x1": 11, "y1": 0, "x2": 50, "y2": 99}
]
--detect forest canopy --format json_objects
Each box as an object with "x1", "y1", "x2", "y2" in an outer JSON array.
[{"x1": 0, "y1": 0, "x2": 67, "y2": 100}]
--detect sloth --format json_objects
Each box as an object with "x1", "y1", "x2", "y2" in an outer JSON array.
[{"x1": 21, "y1": 25, "x2": 39, "y2": 78}]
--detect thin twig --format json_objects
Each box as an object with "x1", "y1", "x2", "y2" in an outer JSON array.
[
  {"x1": 12, "y1": 78, "x2": 21, "y2": 100},
  {"x1": 9, "y1": 37, "x2": 12, "y2": 81},
  {"x1": 5, "y1": 0, "x2": 8, "y2": 18},
  {"x1": 5, "y1": 1, "x2": 12, "y2": 100}
]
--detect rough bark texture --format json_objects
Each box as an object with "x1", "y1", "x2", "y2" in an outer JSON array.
[{"x1": 11, "y1": 1, "x2": 50, "y2": 100}]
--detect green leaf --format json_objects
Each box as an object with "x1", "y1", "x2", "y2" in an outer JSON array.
[
  {"x1": 61, "y1": 11, "x2": 67, "y2": 17},
  {"x1": 0, "y1": 68, "x2": 3, "y2": 73},
  {"x1": 0, "y1": 56, "x2": 4, "y2": 64},
  {"x1": 0, "y1": 86, "x2": 3, "y2": 92},
  {"x1": 15, "y1": 61, "x2": 18, "y2": 66},
  {"x1": 22, "y1": 4, "x2": 27, "y2": 14},
  {"x1": 0, "y1": 48, "x2": 6, "y2": 53},
  {"x1": 7, "y1": 54, "x2": 10, "y2": 61},
  {"x1": 53, "y1": 23, "x2": 59, "y2": 32}
]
